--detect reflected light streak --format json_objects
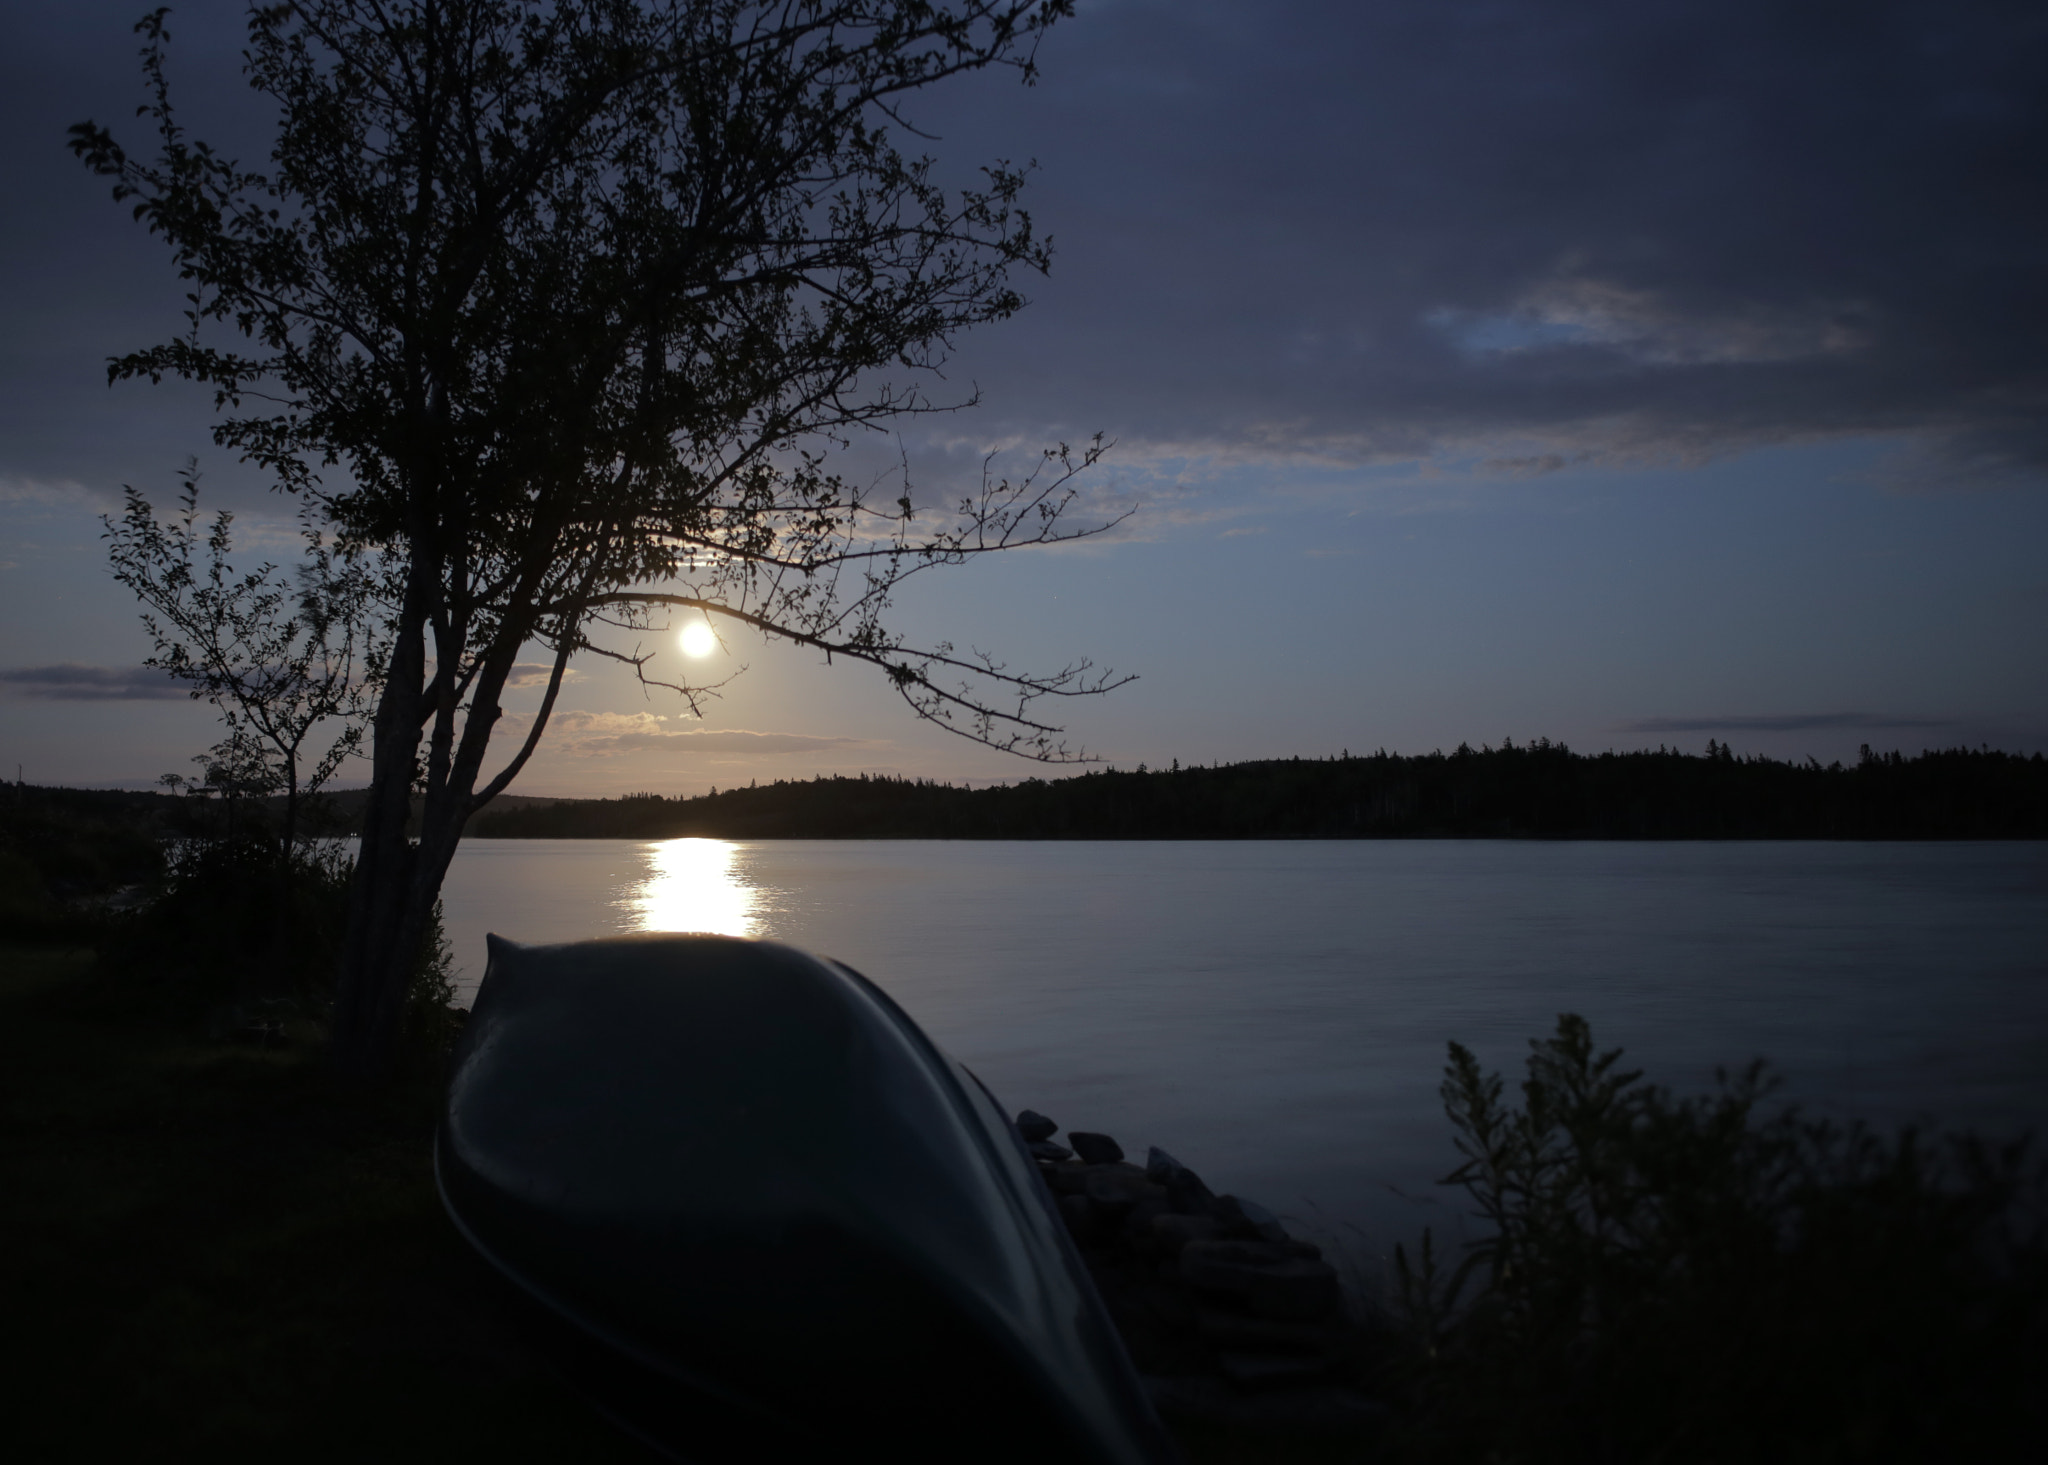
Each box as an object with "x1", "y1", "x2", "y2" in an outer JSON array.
[{"x1": 625, "y1": 838, "x2": 761, "y2": 938}]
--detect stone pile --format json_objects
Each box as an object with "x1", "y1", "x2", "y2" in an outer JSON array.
[{"x1": 1014, "y1": 1109, "x2": 1388, "y2": 1434}]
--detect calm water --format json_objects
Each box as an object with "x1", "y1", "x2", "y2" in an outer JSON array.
[{"x1": 436, "y1": 839, "x2": 2048, "y2": 1271}]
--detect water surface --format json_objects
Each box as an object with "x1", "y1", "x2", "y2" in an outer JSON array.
[{"x1": 436, "y1": 839, "x2": 2048, "y2": 1269}]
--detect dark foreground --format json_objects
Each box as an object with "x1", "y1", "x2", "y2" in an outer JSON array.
[
  {"x1": 8, "y1": 936, "x2": 2043, "y2": 1464},
  {"x1": 0, "y1": 945, "x2": 1358, "y2": 1464},
  {"x1": 0, "y1": 945, "x2": 649, "y2": 1464}
]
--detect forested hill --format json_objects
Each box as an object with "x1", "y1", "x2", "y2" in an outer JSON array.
[{"x1": 471, "y1": 742, "x2": 2048, "y2": 841}]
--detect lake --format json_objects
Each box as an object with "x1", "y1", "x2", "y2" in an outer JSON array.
[{"x1": 435, "y1": 838, "x2": 2048, "y2": 1274}]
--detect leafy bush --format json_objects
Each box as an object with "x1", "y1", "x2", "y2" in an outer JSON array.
[
  {"x1": 98, "y1": 837, "x2": 346, "y2": 1008},
  {"x1": 97, "y1": 838, "x2": 459, "y2": 1058},
  {"x1": 1391, "y1": 1015, "x2": 2047, "y2": 1463}
]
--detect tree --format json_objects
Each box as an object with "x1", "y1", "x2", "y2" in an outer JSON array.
[
  {"x1": 104, "y1": 461, "x2": 379, "y2": 862},
  {"x1": 72, "y1": 1, "x2": 1122, "y2": 1078}
]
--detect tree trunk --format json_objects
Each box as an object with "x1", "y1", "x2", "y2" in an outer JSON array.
[
  {"x1": 266, "y1": 773, "x2": 300, "y2": 1001},
  {"x1": 330, "y1": 587, "x2": 511, "y2": 1078},
  {"x1": 330, "y1": 591, "x2": 451, "y2": 1080},
  {"x1": 329, "y1": 532, "x2": 545, "y2": 1079},
  {"x1": 332, "y1": 795, "x2": 468, "y2": 1080},
  {"x1": 332, "y1": 691, "x2": 419, "y2": 1077}
]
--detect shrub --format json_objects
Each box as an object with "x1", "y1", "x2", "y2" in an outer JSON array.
[
  {"x1": 397, "y1": 897, "x2": 463, "y2": 1067},
  {"x1": 98, "y1": 837, "x2": 346, "y2": 1008},
  {"x1": 1391, "y1": 1015, "x2": 2047, "y2": 1463},
  {"x1": 97, "y1": 839, "x2": 459, "y2": 1059}
]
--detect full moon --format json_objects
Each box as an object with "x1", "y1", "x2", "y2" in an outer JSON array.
[{"x1": 679, "y1": 621, "x2": 718, "y2": 658}]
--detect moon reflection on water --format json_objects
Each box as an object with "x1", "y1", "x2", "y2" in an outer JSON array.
[{"x1": 622, "y1": 837, "x2": 761, "y2": 939}]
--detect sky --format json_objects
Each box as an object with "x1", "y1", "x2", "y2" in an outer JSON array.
[{"x1": 2, "y1": 0, "x2": 2045, "y2": 797}]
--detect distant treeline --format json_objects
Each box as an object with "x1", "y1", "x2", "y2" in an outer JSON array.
[{"x1": 471, "y1": 741, "x2": 2048, "y2": 841}]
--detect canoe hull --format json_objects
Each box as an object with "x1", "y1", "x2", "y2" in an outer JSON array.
[{"x1": 435, "y1": 933, "x2": 1178, "y2": 1463}]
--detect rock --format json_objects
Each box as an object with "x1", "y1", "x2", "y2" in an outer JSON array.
[
  {"x1": 1179, "y1": 1238, "x2": 1296, "y2": 1287},
  {"x1": 1141, "y1": 1280, "x2": 1198, "y2": 1328},
  {"x1": 1042, "y1": 1162, "x2": 1092, "y2": 1196},
  {"x1": 1121, "y1": 1193, "x2": 1172, "y2": 1244},
  {"x1": 1143, "y1": 1376, "x2": 1392, "y2": 1434},
  {"x1": 1058, "y1": 1193, "x2": 1101, "y2": 1243},
  {"x1": 1029, "y1": 1139, "x2": 1074, "y2": 1162},
  {"x1": 1209, "y1": 1194, "x2": 1312, "y2": 1247},
  {"x1": 1067, "y1": 1131, "x2": 1125, "y2": 1165},
  {"x1": 1233, "y1": 1196, "x2": 1290, "y2": 1244},
  {"x1": 1149, "y1": 1212, "x2": 1226, "y2": 1255},
  {"x1": 1195, "y1": 1306, "x2": 1343, "y2": 1354},
  {"x1": 1217, "y1": 1351, "x2": 1331, "y2": 1391},
  {"x1": 1085, "y1": 1164, "x2": 1165, "y2": 1216},
  {"x1": 1146, "y1": 1147, "x2": 1219, "y2": 1214},
  {"x1": 1244, "y1": 1263, "x2": 1341, "y2": 1323},
  {"x1": 1144, "y1": 1146, "x2": 1192, "y2": 1183},
  {"x1": 1205, "y1": 1194, "x2": 1259, "y2": 1238},
  {"x1": 1179, "y1": 1240, "x2": 1341, "y2": 1322},
  {"x1": 1014, "y1": 1109, "x2": 1058, "y2": 1144}
]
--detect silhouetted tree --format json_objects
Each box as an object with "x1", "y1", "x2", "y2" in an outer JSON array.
[
  {"x1": 73, "y1": 1, "x2": 1120, "y2": 1077},
  {"x1": 104, "y1": 463, "x2": 378, "y2": 862}
]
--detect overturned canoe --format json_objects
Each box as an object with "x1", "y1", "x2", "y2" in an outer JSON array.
[{"x1": 435, "y1": 933, "x2": 1180, "y2": 1464}]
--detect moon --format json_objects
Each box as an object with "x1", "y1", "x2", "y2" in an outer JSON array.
[{"x1": 679, "y1": 621, "x2": 719, "y2": 658}]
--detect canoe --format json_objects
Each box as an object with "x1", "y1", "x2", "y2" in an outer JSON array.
[{"x1": 435, "y1": 933, "x2": 1181, "y2": 1464}]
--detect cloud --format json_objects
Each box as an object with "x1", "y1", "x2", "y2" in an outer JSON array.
[
  {"x1": 568, "y1": 730, "x2": 866, "y2": 758},
  {"x1": 1432, "y1": 279, "x2": 1871, "y2": 369},
  {"x1": 0, "y1": 476, "x2": 102, "y2": 508},
  {"x1": 524, "y1": 709, "x2": 868, "y2": 759},
  {"x1": 504, "y1": 661, "x2": 581, "y2": 687},
  {"x1": 914, "y1": 0, "x2": 2048, "y2": 490},
  {"x1": 1617, "y1": 713, "x2": 1953, "y2": 735},
  {"x1": 0, "y1": 663, "x2": 186, "y2": 700},
  {"x1": 548, "y1": 710, "x2": 665, "y2": 736}
]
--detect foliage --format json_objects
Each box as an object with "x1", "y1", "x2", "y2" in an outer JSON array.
[
  {"x1": 104, "y1": 461, "x2": 380, "y2": 860},
  {"x1": 399, "y1": 899, "x2": 465, "y2": 1063},
  {"x1": 1390, "y1": 1016, "x2": 2048, "y2": 1463},
  {"x1": 71, "y1": 0, "x2": 1116, "y2": 1076},
  {"x1": 97, "y1": 838, "x2": 457, "y2": 1053},
  {"x1": 98, "y1": 838, "x2": 348, "y2": 1009}
]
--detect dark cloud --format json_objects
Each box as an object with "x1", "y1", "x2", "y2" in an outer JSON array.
[
  {"x1": 919, "y1": 0, "x2": 2048, "y2": 484},
  {"x1": 0, "y1": 663, "x2": 185, "y2": 700},
  {"x1": 1619, "y1": 713, "x2": 1953, "y2": 734},
  {"x1": 6, "y1": 1, "x2": 2043, "y2": 500}
]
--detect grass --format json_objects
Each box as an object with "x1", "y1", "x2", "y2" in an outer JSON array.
[{"x1": 0, "y1": 942, "x2": 653, "y2": 1464}]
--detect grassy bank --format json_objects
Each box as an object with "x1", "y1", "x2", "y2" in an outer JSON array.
[{"x1": 0, "y1": 944, "x2": 1350, "y2": 1464}]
